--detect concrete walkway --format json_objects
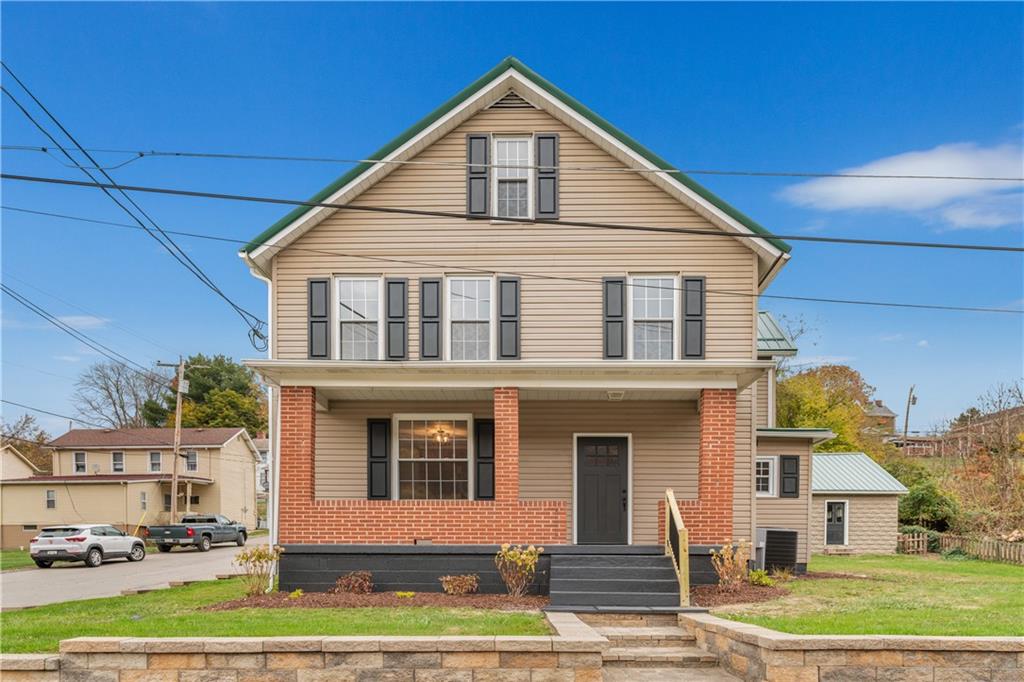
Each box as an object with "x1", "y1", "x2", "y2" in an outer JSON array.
[{"x1": 0, "y1": 536, "x2": 266, "y2": 609}]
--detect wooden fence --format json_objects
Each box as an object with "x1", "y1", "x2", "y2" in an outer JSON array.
[
  {"x1": 897, "y1": 533, "x2": 928, "y2": 555},
  {"x1": 938, "y1": 534, "x2": 1024, "y2": 565}
]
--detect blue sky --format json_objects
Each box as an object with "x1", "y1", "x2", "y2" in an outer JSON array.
[{"x1": 2, "y1": 2, "x2": 1022, "y2": 435}]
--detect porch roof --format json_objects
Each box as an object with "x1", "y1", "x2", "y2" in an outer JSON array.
[{"x1": 245, "y1": 359, "x2": 774, "y2": 402}]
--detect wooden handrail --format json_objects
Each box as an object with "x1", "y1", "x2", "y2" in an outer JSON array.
[{"x1": 664, "y1": 488, "x2": 690, "y2": 607}]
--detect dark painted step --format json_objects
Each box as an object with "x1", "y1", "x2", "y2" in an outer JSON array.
[
  {"x1": 551, "y1": 566, "x2": 678, "y2": 581},
  {"x1": 549, "y1": 591, "x2": 681, "y2": 607},
  {"x1": 550, "y1": 578, "x2": 679, "y2": 593},
  {"x1": 553, "y1": 554, "x2": 675, "y2": 569},
  {"x1": 548, "y1": 552, "x2": 681, "y2": 608}
]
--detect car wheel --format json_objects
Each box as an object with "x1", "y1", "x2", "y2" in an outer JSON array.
[
  {"x1": 84, "y1": 547, "x2": 103, "y2": 568},
  {"x1": 236, "y1": 533, "x2": 247, "y2": 547},
  {"x1": 197, "y1": 536, "x2": 211, "y2": 552},
  {"x1": 157, "y1": 545, "x2": 172, "y2": 553},
  {"x1": 127, "y1": 544, "x2": 146, "y2": 562},
  {"x1": 33, "y1": 560, "x2": 53, "y2": 568}
]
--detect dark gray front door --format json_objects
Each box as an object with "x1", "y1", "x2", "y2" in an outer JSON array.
[
  {"x1": 576, "y1": 437, "x2": 628, "y2": 544},
  {"x1": 826, "y1": 501, "x2": 846, "y2": 545}
]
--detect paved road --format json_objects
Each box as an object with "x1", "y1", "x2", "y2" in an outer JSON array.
[{"x1": 0, "y1": 536, "x2": 267, "y2": 610}]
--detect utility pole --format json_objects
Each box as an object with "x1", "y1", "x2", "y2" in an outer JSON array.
[
  {"x1": 902, "y1": 385, "x2": 917, "y2": 452},
  {"x1": 157, "y1": 357, "x2": 188, "y2": 520}
]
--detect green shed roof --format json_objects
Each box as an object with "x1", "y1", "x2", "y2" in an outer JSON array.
[
  {"x1": 242, "y1": 56, "x2": 790, "y2": 255},
  {"x1": 757, "y1": 311, "x2": 798, "y2": 356},
  {"x1": 812, "y1": 453, "x2": 908, "y2": 494}
]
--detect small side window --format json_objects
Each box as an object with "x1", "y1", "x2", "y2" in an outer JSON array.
[
  {"x1": 45, "y1": 489, "x2": 56, "y2": 509},
  {"x1": 112, "y1": 452, "x2": 124, "y2": 473},
  {"x1": 73, "y1": 452, "x2": 86, "y2": 474}
]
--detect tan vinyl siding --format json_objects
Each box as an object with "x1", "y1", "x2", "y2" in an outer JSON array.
[
  {"x1": 754, "y1": 373, "x2": 771, "y2": 428},
  {"x1": 755, "y1": 438, "x2": 813, "y2": 563},
  {"x1": 52, "y1": 448, "x2": 213, "y2": 479},
  {"x1": 271, "y1": 106, "x2": 758, "y2": 361},
  {"x1": 811, "y1": 494, "x2": 900, "y2": 554}
]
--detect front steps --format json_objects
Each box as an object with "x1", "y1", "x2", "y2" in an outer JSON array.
[
  {"x1": 588, "y1": 618, "x2": 717, "y2": 669},
  {"x1": 549, "y1": 551, "x2": 680, "y2": 608}
]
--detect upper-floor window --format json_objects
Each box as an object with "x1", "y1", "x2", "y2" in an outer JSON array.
[
  {"x1": 73, "y1": 452, "x2": 86, "y2": 474},
  {"x1": 493, "y1": 137, "x2": 531, "y2": 218},
  {"x1": 336, "y1": 277, "x2": 382, "y2": 360},
  {"x1": 111, "y1": 452, "x2": 124, "y2": 473},
  {"x1": 184, "y1": 450, "x2": 198, "y2": 472},
  {"x1": 149, "y1": 451, "x2": 162, "y2": 473},
  {"x1": 630, "y1": 276, "x2": 676, "y2": 360},
  {"x1": 755, "y1": 457, "x2": 777, "y2": 497},
  {"x1": 45, "y1": 489, "x2": 56, "y2": 509},
  {"x1": 448, "y1": 278, "x2": 492, "y2": 360}
]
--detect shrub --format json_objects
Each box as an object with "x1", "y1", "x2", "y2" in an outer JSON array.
[
  {"x1": 941, "y1": 548, "x2": 970, "y2": 561},
  {"x1": 899, "y1": 481, "x2": 959, "y2": 531},
  {"x1": 439, "y1": 574, "x2": 480, "y2": 596},
  {"x1": 494, "y1": 544, "x2": 544, "y2": 597},
  {"x1": 332, "y1": 571, "x2": 373, "y2": 594},
  {"x1": 395, "y1": 591, "x2": 415, "y2": 598},
  {"x1": 710, "y1": 540, "x2": 751, "y2": 592},
  {"x1": 748, "y1": 569, "x2": 775, "y2": 587},
  {"x1": 288, "y1": 588, "x2": 304, "y2": 599},
  {"x1": 900, "y1": 524, "x2": 942, "y2": 552},
  {"x1": 233, "y1": 544, "x2": 284, "y2": 597},
  {"x1": 769, "y1": 566, "x2": 794, "y2": 583}
]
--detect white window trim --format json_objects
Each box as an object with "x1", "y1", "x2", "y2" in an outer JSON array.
[
  {"x1": 444, "y1": 276, "x2": 497, "y2": 361},
  {"x1": 184, "y1": 450, "x2": 199, "y2": 473},
  {"x1": 333, "y1": 275, "x2": 385, "y2": 361},
  {"x1": 755, "y1": 456, "x2": 778, "y2": 498},
  {"x1": 491, "y1": 135, "x2": 534, "y2": 220},
  {"x1": 45, "y1": 489, "x2": 56, "y2": 509},
  {"x1": 626, "y1": 273, "x2": 680, "y2": 360},
  {"x1": 149, "y1": 451, "x2": 162, "y2": 473},
  {"x1": 140, "y1": 491, "x2": 148, "y2": 511},
  {"x1": 571, "y1": 433, "x2": 633, "y2": 545},
  {"x1": 390, "y1": 413, "x2": 475, "y2": 501},
  {"x1": 73, "y1": 452, "x2": 87, "y2": 474},
  {"x1": 824, "y1": 499, "x2": 850, "y2": 547},
  {"x1": 111, "y1": 451, "x2": 125, "y2": 473}
]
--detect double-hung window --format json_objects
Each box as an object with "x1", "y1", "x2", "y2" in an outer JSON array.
[
  {"x1": 755, "y1": 457, "x2": 777, "y2": 497},
  {"x1": 448, "y1": 278, "x2": 492, "y2": 360},
  {"x1": 111, "y1": 452, "x2": 124, "y2": 473},
  {"x1": 45, "y1": 489, "x2": 56, "y2": 509},
  {"x1": 184, "y1": 450, "x2": 198, "y2": 472},
  {"x1": 395, "y1": 416, "x2": 471, "y2": 500},
  {"x1": 494, "y1": 138, "x2": 531, "y2": 218},
  {"x1": 73, "y1": 452, "x2": 86, "y2": 474},
  {"x1": 140, "y1": 491, "x2": 148, "y2": 511},
  {"x1": 149, "y1": 452, "x2": 162, "y2": 473},
  {"x1": 336, "y1": 277, "x2": 381, "y2": 360},
  {"x1": 630, "y1": 276, "x2": 676, "y2": 360}
]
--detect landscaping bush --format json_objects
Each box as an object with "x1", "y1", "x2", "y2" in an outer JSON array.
[
  {"x1": 332, "y1": 571, "x2": 373, "y2": 594},
  {"x1": 900, "y1": 524, "x2": 942, "y2": 552},
  {"x1": 748, "y1": 569, "x2": 775, "y2": 587},
  {"x1": 233, "y1": 544, "x2": 284, "y2": 597},
  {"x1": 439, "y1": 574, "x2": 480, "y2": 596},
  {"x1": 494, "y1": 544, "x2": 543, "y2": 598},
  {"x1": 769, "y1": 566, "x2": 794, "y2": 583},
  {"x1": 710, "y1": 540, "x2": 750, "y2": 592},
  {"x1": 899, "y1": 480, "x2": 959, "y2": 531},
  {"x1": 941, "y1": 547, "x2": 970, "y2": 561}
]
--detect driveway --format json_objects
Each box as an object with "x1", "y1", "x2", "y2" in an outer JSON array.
[{"x1": 0, "y1": 536, "x2": 267, "y2": 610}]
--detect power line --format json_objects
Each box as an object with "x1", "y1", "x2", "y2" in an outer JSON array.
[
  {"x1": 0, "y1": 63, "x2": 267, "y2": 350},
  {"x1": 1, "y1": 400, "x2": 105, "y2": 429},
  {"x1": 5, "y1": 205, "x2": 1020, "y2": 316},
  {"x1": 4, "y1": 143, "x2": 1022, "y2": 182},
  {"x1": 3, "y1": 174, "x2": 1023, "y2": 255}
]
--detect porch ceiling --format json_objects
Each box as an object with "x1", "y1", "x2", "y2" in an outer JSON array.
[{"x1": 311, "y1": 386, "x2": 703, "y2": 402}]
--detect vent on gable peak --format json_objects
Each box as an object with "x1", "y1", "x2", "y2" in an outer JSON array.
[{"x1": 489, "y1": 90, "x2": 537, "y2": 109}]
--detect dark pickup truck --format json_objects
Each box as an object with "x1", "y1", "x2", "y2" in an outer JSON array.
[{"x1": 145, "y1": 514, "x2": 247, "y2": 552}]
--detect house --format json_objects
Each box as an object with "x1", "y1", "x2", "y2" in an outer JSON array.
[
  {"x1": 810, "y1": 453, "x2": 908, "y2": 553},
  {"x1": 241, "y1": 57, "x2": 832, "y2": 603},
  {"x1": 864, "y1": 399, "x2": 897, "y2": 435},
  {"x1": 254, "y1": 437, "x2": 270, "y2": 494},
  {"x1": 0, "y1": 427, "x2": 259, "y2": 549},
  {"x1": 1, "y1": 443, "x2": 42, "y2": 480}
]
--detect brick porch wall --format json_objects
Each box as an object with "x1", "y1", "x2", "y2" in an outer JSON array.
[
  {"x1": 658, "y1": 388, "x2": 737, "y2": 544},
  {"x1": 277, "y1": 386, "x2": 569, "y2": 545}
]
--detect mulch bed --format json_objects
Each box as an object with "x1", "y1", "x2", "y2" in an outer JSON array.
[
  {"x1": 206, "y1": 591, "x2": 548, "y2": 612},
  {"x1": 689, "y1": 583, "x2": 789, "y2": 608}
]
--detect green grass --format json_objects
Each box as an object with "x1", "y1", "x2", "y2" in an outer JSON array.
[
  {"x1": 0, "y1": 549, "x2": 36, "y2": 571},
  {"x1": 716, "y1": 553, "x2": 1024, "y2": 636},
  {"x1": 0, "y1": 578, "x2": 550, "y2": 653}
]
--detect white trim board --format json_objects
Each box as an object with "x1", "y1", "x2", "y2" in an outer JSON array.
[{"x1": 823, "y1": 498, "x2": 849, "y2": 547}]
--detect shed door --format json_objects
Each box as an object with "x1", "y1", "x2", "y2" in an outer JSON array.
[{"x1": 826, "y1": 501, "x2": 847, "y2": 545}]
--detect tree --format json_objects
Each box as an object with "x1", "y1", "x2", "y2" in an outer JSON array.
[
  {"x1": 181, "y1": 388, "x2": 265, "y2": 434},
  {"x1": 899, "y1": 480, "x2": 959, "y2": 530},
  {"x1": 0, "y1": 414, "x2": 52, "y2": 473},
  {"x1": 776, "y1": 365, "x2": 870, "y2": 452},
  {"x1": 144, "y1": 354, "x2": 266, "y2": 433},
  {"x1": 72, "y1": 361, "x2": 170, "y2": 429}
]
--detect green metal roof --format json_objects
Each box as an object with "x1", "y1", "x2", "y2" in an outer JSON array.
[
  {"x1": 242, "y1": 56, "x2": 790, "y2": 255},
  {"x1": 757, "y1": 311, "x2": 797, "y2": 356},
  {"x1": 812, "y1": 453, "x2": 908, "y2": 494}
]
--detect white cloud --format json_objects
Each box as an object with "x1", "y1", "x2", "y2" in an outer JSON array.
[
  {"x1": 780, "y1": 142, "x2": 1023, "y2": 229},
  {"x1": 56, "y1": 315, "x2": 110, "y2": 330},
  {"x1": 53, "y1": 355, "x2": 81, "y2": 363},
  {"x1": 917, "y1": 340, "x2": 930, "y2": 348}
]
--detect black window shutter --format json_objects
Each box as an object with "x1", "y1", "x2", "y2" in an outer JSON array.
[
  {"x1": 536, "y1": 133, "x2": 559, "y2": 219},
  {"x1": 466, "y1": 134, "x2": 490, "y2": 216},
  {"x1": 367, "y1": 419, "x2": 390, "y2": 499},
  {"x1": 779, "y1": 455, "x2": 800, "y2": 498},
  {"x1": 475, "y1": 419, "x2": 495, "y2": 500},
  {"x1": 497, "y1": 277, "x2": 520, "y2": 359},
  {"x1": 603, "y1": 277, "x2": 626, "y2": 359},
  {"x1": 308, "y1": 278, "x2": 330, "y2": 359},
  {"x1": 385, "y1": 278, "x2": 408, "y2": 360},
  {"x1": 682, "y1": 276, "x2": 706, "y2": 359},
  {"x1": 419, "y1": 278, "x2": 443, "y2": 360}
]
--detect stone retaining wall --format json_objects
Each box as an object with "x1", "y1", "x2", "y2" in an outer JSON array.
[
  {"x1": 681, "y1": 613, "x2": 1024, "y2": 681},
  {"x1": 0, "y1": 614, "x2": 606, "y2": 681}
]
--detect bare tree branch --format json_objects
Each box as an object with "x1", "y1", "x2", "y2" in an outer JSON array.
[{"x1": 72, "y1": 362, "x2": 171, "y2": 429}]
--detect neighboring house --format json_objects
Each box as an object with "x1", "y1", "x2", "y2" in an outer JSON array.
[
  {"x1": 241, "y1": 57, "x2": 833, "y2": 600},
  {"x1": 1, "y1": 443, "x2": 42, "y2": 480},
  {"x1": 0, "y1": 427, "x2": 259, "y2": 549},
  {"x1": 864, "y1": 399, "x2": 897, "y2": 435},
  {"x1": 253, "y1": 437, "x2": 270, "y2": 494},
  {"x1": 810, "y1": 453, "x2": 908, "y2": 554}
]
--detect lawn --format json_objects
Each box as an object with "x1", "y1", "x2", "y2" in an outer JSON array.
[
  {"x1": 0, "y1": 549, "x2": 36, "y2": 571},
  {"x1": 716, "y1": 553, "x2": 1024, "y2": 636},
  {"x1": 0, "y1": 578, "x2": 550, "y2": 653}
]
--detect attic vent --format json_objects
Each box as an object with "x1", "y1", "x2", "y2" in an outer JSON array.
[{"x1": 489, "y1": 90, "x2": 537, "y2": 109}]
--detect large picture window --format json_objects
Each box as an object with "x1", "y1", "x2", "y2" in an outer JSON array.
[
  {"x1": 494, "y1": 137, "x2": 531, "y2": 218},
  {"x1": 395, "y1": 417, "x2": 471, "y2": 500},
  {"x1": 448, "y1": 278, "x2": 492, "y2": 360},
  {"x1": 630, "y1": 276, "x2": 675, "y2": 359},
  {"x1": 336, "y1": 278, "x2": 381, "y2": 360}
]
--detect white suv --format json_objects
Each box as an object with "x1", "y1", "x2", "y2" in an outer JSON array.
[{"x1": 29, "y1": 524, "x2": 146, "y2": 568}]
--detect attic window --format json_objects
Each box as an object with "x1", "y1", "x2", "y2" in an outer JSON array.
[{"x1": 493, "y1": 138, "x2": 531, "y2": 218}]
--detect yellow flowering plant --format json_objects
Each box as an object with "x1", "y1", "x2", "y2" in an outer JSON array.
[{"x1": 494, "y1": 543, "x2": 544, "y2": 597}]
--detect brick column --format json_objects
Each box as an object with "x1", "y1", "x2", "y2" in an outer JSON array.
[
  {"x1": 493, "y1": 387, "x2": 520, "y2": 501},
  {"x1": 679, "y1": 388, "x2": 737, "y2": 543},
  {"x1": 278, "y1": 386, "x2": 316, "y2": 543}
]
